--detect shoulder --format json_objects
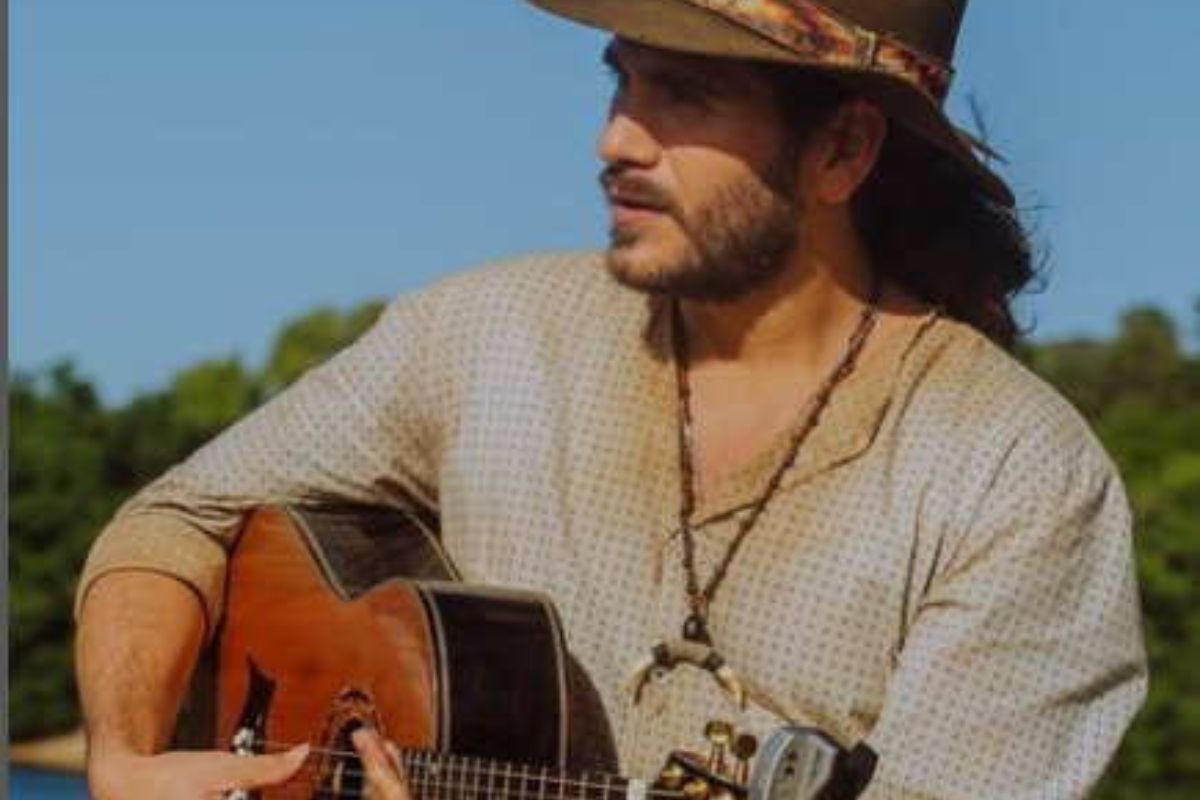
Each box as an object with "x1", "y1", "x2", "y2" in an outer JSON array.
[
  {"x1": 899, "y1": 318, "x2": 1122, "y2": 517},
  {"x1": 888, "y1": 320, "x2": 1137, "y2": 601},
  {"x1": 403, "y1": 250, "x2": 650, "y2": 350},
  {"x1": 371, "y1": 250, "x2": 657, "y2": 384},
  {"x1": 417, "y1": 250, "x2": 626, "y2": 315},
  {"x1": 913, "y1": 318, "x2": 1109, "y2": 455}
]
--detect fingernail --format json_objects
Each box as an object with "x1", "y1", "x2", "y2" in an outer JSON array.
[{"x1": 289, "y1": 743, "x2": 311, "y2": 760}]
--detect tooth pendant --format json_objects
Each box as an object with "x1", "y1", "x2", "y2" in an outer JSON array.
[{"x1": 625, "y1": 637, "x2": 748, "y2": 709}]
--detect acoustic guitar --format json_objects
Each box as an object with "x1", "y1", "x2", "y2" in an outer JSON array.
[{"x1": 181, "y1": 504, "x2": 872, "y2": 800}]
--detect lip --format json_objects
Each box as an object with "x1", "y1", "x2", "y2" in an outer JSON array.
[
  {"x1": 610, "y1": 200, "x2": 666, "y2": 226},
  {"x1": 606, "y1": 189, "x2": 671, "y2": 226}
]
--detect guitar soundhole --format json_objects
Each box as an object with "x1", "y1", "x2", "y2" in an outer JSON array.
[{"x1": 312, "y1": 687, "x2": 384, "y2": 799}]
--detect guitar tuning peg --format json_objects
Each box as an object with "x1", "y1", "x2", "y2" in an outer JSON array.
[
  {"x1": 703, "y1": 720, "x2": 734, "y2": 776},
  {"x1": 704, "y1": 720, "x2": 734, "y2": 743},
  {"x1": 732, "y1": 732, "x2": 758, "y2": 759},
  {"x1": 683, "y1": 777, "x2": 712, "y2": 800},
  {"x1": 731, "y1": 733, "x2": 758, "y2": 784},
  {"x1": 659, "y1": 761, "x2": 687, "y2": 790}
]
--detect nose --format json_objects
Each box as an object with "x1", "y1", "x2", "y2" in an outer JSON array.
[{"x1": 597, "y1": 108, "x2": 660, "y2": 169}]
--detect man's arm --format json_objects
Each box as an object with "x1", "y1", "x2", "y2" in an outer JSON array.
[
  {"x1": 75, "y1": 292, "x2": 442, "y2": 637},
  {"x1": 77, "y1": 571, "x2": 310, "y2": 798},
  {"x1": 73, "y1": 290, "x2": 444, "y2": 795},
  {"x1": 77, "y1": 572, "x2": 205, "y2": 757},
  {"x1": 863, "y1": 414, "x2": 1147, "y2": 799}
]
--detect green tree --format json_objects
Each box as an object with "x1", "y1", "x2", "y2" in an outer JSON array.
[
  {"x1": 9, "y1": 364, "x2": 116, "y2": 738},
  {"x1": 1042, "y1": 302, "x2": 1200, "y2": 799},
  {"x1": 170, "y1": 357, "x2": 259, "y2": 435},
  {"x1": 9, "y1": 301, "x2": 385, "y2": 742},
  {"x1": 260, "y1": 301, "x2": 384, "y2": 395}
]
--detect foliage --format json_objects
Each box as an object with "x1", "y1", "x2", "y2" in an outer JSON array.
[
  {"x1": 9, "y1": 364, "x2": 117, "y2": 738},
  {"x1": 8, "y1": 297, "x2": 1199, "y2": 796},
  {"x1": 1025, "y1": 306, "x2": 1200, "y2": 798},
  {"x1": 8, "y1": 301, "x2": 384, "y2": 740},
  {"x1": 261, "y1": 301, "x2": 385, "y2": 396}
]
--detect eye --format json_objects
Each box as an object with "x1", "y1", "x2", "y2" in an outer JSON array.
[{"x1": 660, "y1": 78, "x2": 711, "y2": 108}]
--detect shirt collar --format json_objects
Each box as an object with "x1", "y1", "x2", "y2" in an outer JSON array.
[{"x1": 679, "y1": 306, "x2": 945, "y2": 524}]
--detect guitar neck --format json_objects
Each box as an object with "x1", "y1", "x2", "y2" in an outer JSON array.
[{"x1": 397, "y1": 750, "x2": 668, "y2": 800}]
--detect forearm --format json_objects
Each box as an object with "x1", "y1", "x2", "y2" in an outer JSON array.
[{"x1": 75, "y1": 570, "x2": 207, "y2": 759}]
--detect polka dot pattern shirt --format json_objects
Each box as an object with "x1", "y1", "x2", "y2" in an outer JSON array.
[{"x1": 77, "y1": 253, "x2": 1146, "y2": 798}]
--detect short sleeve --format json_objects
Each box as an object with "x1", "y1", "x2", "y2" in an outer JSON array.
[
  {"x1": 74, "y1": 291, "x2": 443, "y2": 637},
  {"x1": 863, "y1": 410, "x2": 1147, "y2": 798}
]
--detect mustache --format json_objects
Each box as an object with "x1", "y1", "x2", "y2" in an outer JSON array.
[{"x1": 598, "y1": 168, "x2": 676, "y2": 213}]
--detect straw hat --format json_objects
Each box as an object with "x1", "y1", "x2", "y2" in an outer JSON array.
[{"x1": 527, "y1": 0, "x2": 1014, "y2": 207}]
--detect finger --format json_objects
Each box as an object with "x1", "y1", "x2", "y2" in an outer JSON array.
[
  {"x1": 353, "y1": 728, "x2": 410, "y2": 800},
  {"x1": 213, "y1": 743, "x2": 310, "y2": 792},
  {"x1": 385, "y1": 740, "x2": 406, "y2": 776},
  {"x1": 353, "y1": 728, "x2": 402, "y2": 800}
]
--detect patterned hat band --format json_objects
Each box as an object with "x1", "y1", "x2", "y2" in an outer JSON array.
[{"x1": 698, "y1": 0, "x2": 954, "y2": 103}]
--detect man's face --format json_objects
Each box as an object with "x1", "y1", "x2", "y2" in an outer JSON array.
[{"x1": 598, "y1": 39, "x2": 807, "y2": 302}]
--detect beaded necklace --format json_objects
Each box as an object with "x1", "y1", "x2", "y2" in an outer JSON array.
[{"x1": 669, "y1": 282, "x2": 882, "y2": 645}]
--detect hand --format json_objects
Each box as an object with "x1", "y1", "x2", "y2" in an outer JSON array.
[
  {"x1": 352, "y1": 727, "x2": 413, "y2": 800},
  {"x1": 88, "y1": 742, "x2": 310, "y2": 800}
]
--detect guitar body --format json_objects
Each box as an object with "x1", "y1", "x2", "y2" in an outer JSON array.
[
  {"x1": 207, "y1": 505, "x2": 569, "y2": 797},
  {"x1": 181, "y1": 504, "x2": 865, "y2": 800}
]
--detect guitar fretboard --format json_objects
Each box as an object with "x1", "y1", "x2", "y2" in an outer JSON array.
[
  {"x1": 397, "y1": 750, "x2": 666, "y2": 800},
  {"x1": 298, "y1": 741, "x2": 686, "y2": 800}
]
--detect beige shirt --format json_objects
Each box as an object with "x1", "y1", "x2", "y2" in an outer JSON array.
[{"x1": 77, "y1": 252, "x2": 1146, "y2": 798}]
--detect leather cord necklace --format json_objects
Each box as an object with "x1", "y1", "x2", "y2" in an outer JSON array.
[
  {"x1": 626, "y1": 280, "x2": 883, "y2": 707},
  {"x1": 672, "y1": 280, "x2": 882, "y2": 646}
]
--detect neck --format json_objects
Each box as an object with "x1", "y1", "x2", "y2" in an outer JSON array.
[{"x1": 677, "y1": 215, "x2": 877, "y2": 369}]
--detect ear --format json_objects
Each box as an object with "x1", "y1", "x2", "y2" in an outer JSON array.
[{"x1": 812, "y1": 100, "x2": 887, "y2": 205}]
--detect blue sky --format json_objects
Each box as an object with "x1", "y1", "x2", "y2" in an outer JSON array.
[{"x1": 11, "y1": 0, "x2": 1199, "y2": 404}]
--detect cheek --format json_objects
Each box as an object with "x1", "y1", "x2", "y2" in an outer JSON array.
[
  {"x1": 668, "y1": 147, "x2": 776, "y2": 217},
  {"x1": 672, "y1": 151, "x2": 782, "y2": 225}
]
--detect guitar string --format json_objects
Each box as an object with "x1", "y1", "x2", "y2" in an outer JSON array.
[
  {"x1": 251, "y1": 745, "x2": 684, "y2": 800},
  {"x1": 301, "y1": 782, "x2": 681, "y2": 800},
  {"x1": 265, "y1": 755, "x2": 687, "y2": 800},
  {"x1": 253, "y1": 739, "x2": 686, "y2": 799},
  {"x1": 300, "y1": 789, "x2": 661, "y2": 800},
  {"x1": 278, "y1": 764, "x2": 686, "y2": 800},
  {"x1": 275, "y1": 762, "x2": 685, "y2": 800},
  {"x1": 298, "y1": 777, "x2": 646, "y2": 800}
]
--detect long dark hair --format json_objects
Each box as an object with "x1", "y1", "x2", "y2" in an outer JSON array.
[
  {"x1": 853, "y1": 125, "x2": 1038, "y2": 348},
  {"x1": 764, "y1": 65, "x2": 1039, "y2": 349}
]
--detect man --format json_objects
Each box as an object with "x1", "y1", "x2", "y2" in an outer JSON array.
[{"x1": 75, "y1": 1, "x2": 1146, "y2": 798}]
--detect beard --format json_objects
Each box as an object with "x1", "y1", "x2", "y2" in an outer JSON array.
[{"x1": 602, "y1": 149, "x2": 801, "y2": 302}]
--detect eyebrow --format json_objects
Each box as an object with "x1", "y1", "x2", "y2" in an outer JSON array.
[{"x1": 601, "y1": 42, "x2": 729, "y2": 94}]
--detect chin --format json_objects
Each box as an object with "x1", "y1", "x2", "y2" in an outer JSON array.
[
  {"x1": 604, "y1": 241, "x2": 782, "y2": 303},
  {"x1": 605, "y1": 243, "x2": 681, "y2": 295},
  {"x1": 604, "y1": 227, "x2": 688, "y2": 290}
]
